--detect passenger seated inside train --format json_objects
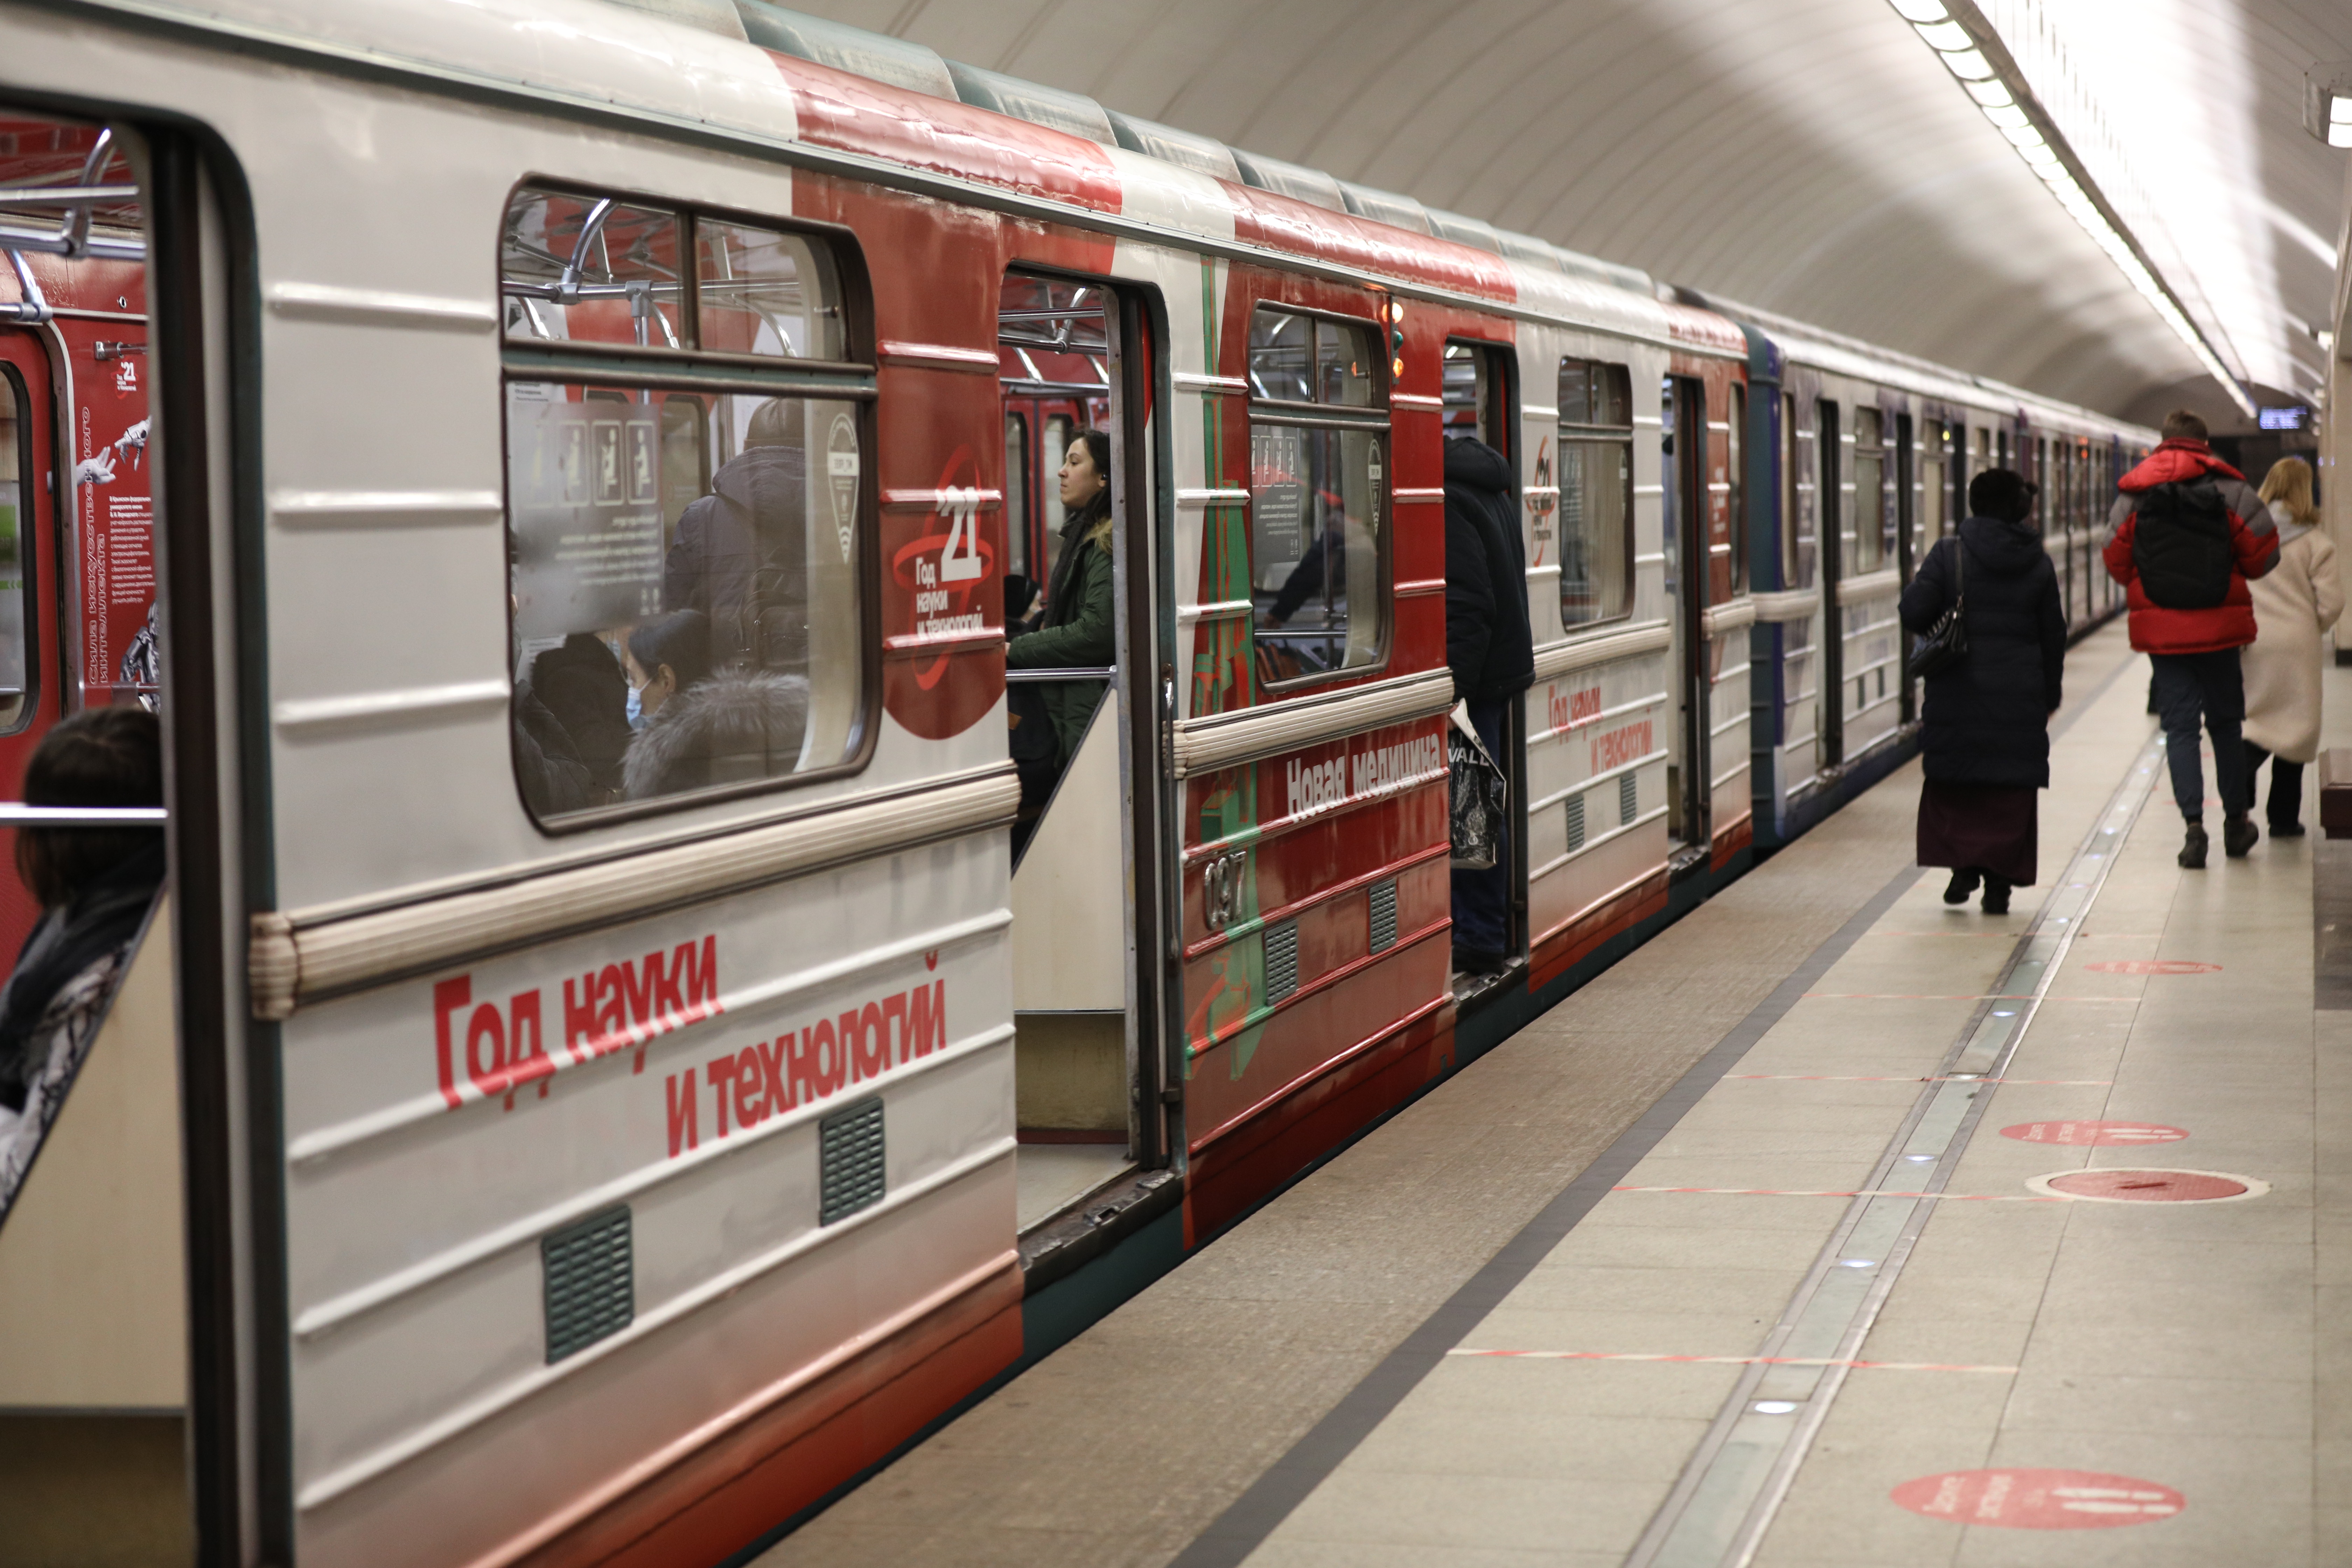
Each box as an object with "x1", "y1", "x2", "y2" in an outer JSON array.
[
  {"x1": 1007, "y1": 429, "x2": 1115, "y2": 850},
  {"x1": 501, "y1": 190, "x2": 863, "y2": 821},
  {"x1": 0, "y1": 707, "x2": 165, "y2": 1224},
  {"x1": 1250, "y1": 455, "x2": 1380, "y2": 681}
]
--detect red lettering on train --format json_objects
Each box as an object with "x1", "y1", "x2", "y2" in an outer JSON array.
[
  {"x1": 665, "y1": 1070, "x2": 698, "y2": 1156},
  {"x1": 1548, "y1": 683, "x2": 1602, "y2": 734},
  {"x1": 1591, "y1": 719, "x2": 1653, "y2": 774},
  {"x1": 436, "y1": 932, "x2": 724, "y2": 1112},
  {"x1": 659, "y1": 976, "x2": 951, "y2": 1159}
]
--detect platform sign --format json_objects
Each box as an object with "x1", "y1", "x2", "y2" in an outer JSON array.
[
  {"x1": 2027, "y1": 1167, "x2": 2262, "y2": 1202},
  {"x1": 2000, "y1": 1121, "x2": 2188, "y2": 1146},
  {"x1": 1893, "y1": 1468, "x2": 2184, "y2": 1528}
]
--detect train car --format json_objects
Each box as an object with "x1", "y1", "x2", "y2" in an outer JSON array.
[
  {"x1": 0, "y1": 2, "x2": 2161, "y2": 1564},
  {"x1": 1705, "y1": 299, "x2": 2154, "y2": 846}
]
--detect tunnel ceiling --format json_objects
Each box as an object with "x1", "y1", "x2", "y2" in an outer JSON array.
[{"x1": 789, "y1": 0, "x2": 2352, "y2": 426}]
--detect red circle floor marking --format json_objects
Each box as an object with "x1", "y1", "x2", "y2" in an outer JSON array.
[
  {"x1": 1892, "y1": 1468, "x2": 2184, "y2": 1528},
  {"x1": 2001, "y1": 1121, "x2": 2188, "y2": 1146},
  {"x1": 2084, "y1": 959, "x2": 2220, "y2": 975},
  {"x1": 2043, "y1": 1169, "x2": 2248, "y2": 1201}
]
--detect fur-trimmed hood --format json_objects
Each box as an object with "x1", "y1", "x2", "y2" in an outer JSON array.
[{"x1": 623, "y1": 669, "x2": 812, "y2": 800}]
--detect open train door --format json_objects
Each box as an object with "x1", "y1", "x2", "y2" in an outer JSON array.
[
  {"x1": 0, "y1": 107, "x2": 247, "y2": 1564},
  {"x1": 996, "y1": 273, "x2": 1174, "y2": 1240},
  {"x1": 1662, "y1": 375, "x2": 1711, "y2": 868}
]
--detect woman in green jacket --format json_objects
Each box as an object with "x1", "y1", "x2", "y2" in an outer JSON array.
[{"x1": 1008, "y1": 430, "x2": 1115, "y2": 829}]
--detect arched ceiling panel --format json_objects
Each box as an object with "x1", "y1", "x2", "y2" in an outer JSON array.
[{"x1": 794, "y1": 0, "x2": 2349, "y2": 420}]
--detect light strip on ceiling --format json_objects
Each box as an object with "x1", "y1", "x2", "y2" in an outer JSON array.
[{"x1": 1887, "y1": 0, "x2": 2255, "y2": 414}]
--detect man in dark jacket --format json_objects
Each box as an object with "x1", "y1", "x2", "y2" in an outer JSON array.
[
  {"x1": 1443, "y1": 436, "x2": 1534, "y2": 976},
  {"x1": 2101, "y1": 408, "x2": 2278, "y2": 867},
  {"x1": 664, "y1": 397, "x2": 807, "y2": 672}
]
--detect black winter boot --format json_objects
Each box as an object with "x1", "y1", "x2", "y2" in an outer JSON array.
[
  {"x1": 2223, "y1": 815, "x2": 2258, "y2": 858},
  {"x1": 1981, "y1": 875, "x2": 2011, "y2": 915},
  {"x1": 1943, "y1": 869, "x2": 1981, "y2": 905},
  {"x1": 2179, "y1": 822, "x2": 2208, "y2": 869}
]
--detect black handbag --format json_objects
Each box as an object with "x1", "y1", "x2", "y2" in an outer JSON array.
[
  {"x1": 1910, "y1": 537, "x2": 1968, "y2": 680},
  {"x1": 1448, "y1": 707, "x2": 1508, "y2": 871}
]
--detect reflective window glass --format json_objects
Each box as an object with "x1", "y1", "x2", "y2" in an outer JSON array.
[
  {"x1": 507, "y1": 385, "x2": 864, "y2": 816},
  {"x1": 1250, "y1": 424, "x2": 1385, "y2": 679},
  {"x1": 1727, "y1": 384, "x2": 1747, "y2": 596},
  {"x1": 501, "y1": 190, "x2": 685, "y2": 348},
  {"x1": 500, "y1": 187, "x2": 868, "y2": 823},
  {"x1": 1248, "y1": 307, "x2": 1378, "y2": 408},
  {"x1": 1559, "y1": 358, "x2": 1634, "y2": 629},
  {"x1": 1249, "y1": 306, "x2": 1388, "y2": 685},
  {"x1": 1852, "y1": 406, "x2": 1884, "y2": 574},
  {"x1": 695, "y1": 220, "x2": 843, "y2": 360}
]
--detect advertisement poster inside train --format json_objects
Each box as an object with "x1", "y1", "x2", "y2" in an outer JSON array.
[
  {"x1": 71, "y1": 336, "x2": 153, "y2": 704},
  {"x1": 506, "y1": 385, "x2": 665, "y2": 645}
]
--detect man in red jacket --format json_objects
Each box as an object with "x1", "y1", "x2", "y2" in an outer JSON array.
[{"x1": 2102, "y1": 409, "x2": 2279, "y2": 868}]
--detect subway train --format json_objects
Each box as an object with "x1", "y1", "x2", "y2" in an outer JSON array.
[{"x1": 0, "y1": 1, "x2": 2155, "y2": 1563}]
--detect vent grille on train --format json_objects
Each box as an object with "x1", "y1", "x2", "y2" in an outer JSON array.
[
  {"x1": 1564, "y1": 792, "x2": 1586, "y2": 853},
  {"x1": 1367, "y1": 880, "x2": 1398, "y2": 953},
  {"x1": 820, "y1": 1098, "x2": 887, "y2": 1224},
  {"x1": 1264, "y1": 919, "x2": 1300, "y2": 1003},
  {"x1": 1619, "y1": 771, "x2": 1638, "y2": 826},
  {"x1": 542, "y1": 1205, "x2": 632, "y2": 1364}
]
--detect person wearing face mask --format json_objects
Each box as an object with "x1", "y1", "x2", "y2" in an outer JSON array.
[
  {"x1": 1006, "y1": 430, "x2": 1115, "y2": 844},
  {"x1": 623, "y1": 610, "x2": 713, "y2": 733},
  {"x1": 621, "y1": 608, "x2": 810, "y2": 799}
]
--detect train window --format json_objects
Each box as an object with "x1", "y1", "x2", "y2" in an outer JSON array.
[
  {"x1": 502, "y1": 191, "x2": 685, "y2": 348},
  {"x1": 1726, "y1": 383, "x2": 1747, "y2": 596},
  {"x1": 1851, "y1": 407, "x2": 1885, "y2": 574},
  {"x1": 1920, "y1": 436, "x2": 1945, "y2": 549},
  {"x1": 1782, "y1": 392, "x2": 1808, "y2": 589},
  {"x1": 694, "y1": 219, "x2": 843, "y2": 361},
  {"x1": 1248, "y1": 306, "x2": 1387, "y2": 684},
  {"x1": 0, "y1": 366, "x2": 27, "y2": 732},
  {"x1": 499, "y1": 186, "x2": 874, "y2": 824},
  {"x1": 1558, "y1": 358, "x2": 1633, "y2": 629}
]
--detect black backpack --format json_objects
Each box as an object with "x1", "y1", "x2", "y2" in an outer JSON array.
[{"x1": 2131, "y1": 479, "x2": 2233, "y2": 608}]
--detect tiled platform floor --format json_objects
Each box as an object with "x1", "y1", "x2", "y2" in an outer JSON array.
[{"x1": 763, "y1": 622, "x2": 2347, "y2": 1567}]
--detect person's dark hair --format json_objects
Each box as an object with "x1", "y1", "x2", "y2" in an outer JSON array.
[
  {"x1": 1064, "y1": 428, "x2": 1115, "y2": 542},
  {"x1": 1968, "y1": 468, "x2": 2035, "y2": 525},
  {"x1": 744, "y1": 397, "x2": 803, "y2": 450},
  {"x1": 16, "y1": 707, "x2": 163, "y2": 911},
  {"x1": 2161, "y1": 408, "x2": 2209, "y2": 443},
  {"x1": 628, "y1": 609, "x2": 713, "y2": 693}
]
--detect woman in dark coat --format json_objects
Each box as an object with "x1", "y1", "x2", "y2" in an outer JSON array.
[
  {"x1": 1006, "y1": 429, "x2": 1115, "y2": 851},
  {"x1": 1899, "y1": 468, "x2": 2065, "y2": 915}
]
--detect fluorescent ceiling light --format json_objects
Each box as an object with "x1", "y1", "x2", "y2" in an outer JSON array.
[
  {"x1": 2002, "y1": 123, "x2": 2046, "y2": 148},
  {"x1": 2332, "y1": 96, "x2": 2352, "y2": 124},
  {"x1": 1888, "y1": 0, "x2": 1950, "y2": 21},
  {"x1": 2333, "y1": 122, "x2": 2352, "y2": 149},
  {"x1": 1966, "y1": 78, "x2": 2014, "y2": 107},
  {"x1": 1940, "y1": 48, "x2": 1996, "y2": 80},
  {"x1": 1982, "y1": 103, "x2": 2029, "y2": 129},
  {"x1": 1913, "y1": 19, "x2": 1972, "y2": 49}
]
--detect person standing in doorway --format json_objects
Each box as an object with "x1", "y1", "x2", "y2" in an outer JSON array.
[
  {"x1": 1901, "y1": 469, "x2": 2065, "y2": 915},
  {"x1": 2102, "y1": 410, "x2": 2278, "y2": 867},
  {"x1": 2240, "y1": 456, "x2": 2342, "y2": 836},
  {"x1": 1443, "y1": 434, "x2": 1533, "y2": 976}
]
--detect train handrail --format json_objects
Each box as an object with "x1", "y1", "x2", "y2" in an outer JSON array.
[
  {"x1": 0, "y1": 803, "x2": 168, "y2": 825},
  {"x1": 1004, "y1": 666, "x2": 1114, "y2": 683}
]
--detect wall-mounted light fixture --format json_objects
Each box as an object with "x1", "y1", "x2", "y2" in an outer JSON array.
[
  {"x1": 2305, "y1": 63, "x2": 2352, "y2": 149},
  {"x1": 1891, "y1": 0, "x2": 2253, "y2": 414}
]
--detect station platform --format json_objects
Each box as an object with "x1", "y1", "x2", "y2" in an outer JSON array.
[{"x1": 759, "y1": 620, "x2": 2344, "y2": 1568}]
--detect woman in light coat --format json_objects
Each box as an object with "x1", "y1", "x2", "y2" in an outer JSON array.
[{"x1": 2241, "y1": 456, "x2": 2343, "y2": 836}]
